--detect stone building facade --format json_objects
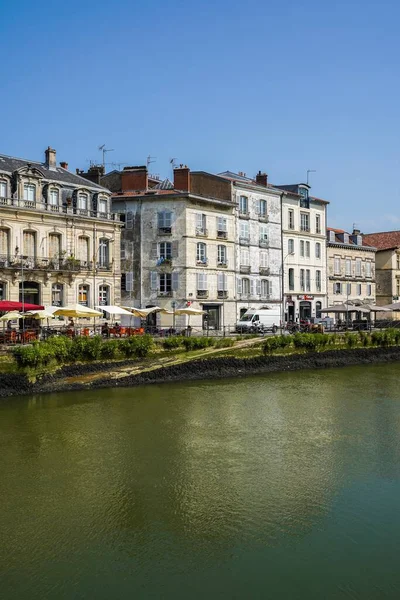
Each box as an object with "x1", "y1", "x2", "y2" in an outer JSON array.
[
  {"x1": 277, "y1": 183, "x2": 328, "y2": 321},
  {"x1": 326, "y1": 228, "x2": 376, "y2": 306},
  {"x1": 0, "y1": 147, "x2": 121, "y2": 308},
  {"x1": 218, "y1": 171, "x2": 282, "y2": 318},
  {"x1": 362, "y1": 231, "x2": 400, "y2": 305}
]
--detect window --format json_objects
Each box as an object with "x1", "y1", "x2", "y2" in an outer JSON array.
[
  {"x1": 365, "y1": 261, "x2": 371, "y2": 278},
  {"x1": 299, "y1": 187, "x2": 309, "y2": 208},
  {"x1": 316, "y1": 214, "x2": 321, "y2": 234},
  {"x1": 367, "y1": 284, "x2": 372, "y2": 296},
  {"x1": 78, "y1": 236, "x2": 89, "y2": 264},
  {"x1": 288, "y1": 239, "x2": 294, "y2": 255},
  {"x1": 300, "y1": 240, "x2": 305, "y2": 257},
  {"x1": 160, "y1": 273, "x2": 172, "y2": 293},
  {"x1": 288, "y1": 209, "x2": 294, "y2": 230},
  {"x1": 347, "y1": 283, "x2": 351, "y2": 295},
  {"x1": 98, "y1": 198, "x2": 107, "y2": 215},
  {"x1": 261, "y1": 280, "x2": 270, "y2": 298},
  {"x1": 217, "y1": 216, "x2": 227, "y2": 236},
  {"x1": 346, "y1": 258, "x2": 351, "y2": 276},
  {"x1": 242, "y1": 278, "x2": 250, "y2": 294},
  {"x1": 316, "y1": 270, "x2": 321, "y2": 292},
  {"x1": 240, "y1": 221, "x2": 249, "y2": 240},
  {"x1": 288, "y1": 268, "x2": 294, "y2": 291},
  {"x1": 300, "y1": 269, "x2": 305, "y2": 291},
  {"x1": 0, "y1": 229, "x2": 9, "y2": 258},
  {"x1": 196, "y1": 213, "x2": 207, "y2": 234},
  {"x1": 217, "y1": 272, "x2": 227, "y2": 293},
  {"x1": 239, "y1": 196, "x2": 248, "y2": 214},
  {"x1": 315, "y1": 242, "x2": 321, "y2": 259},
  {"x1": 334, "y1": 282, "x2": 341, "y2": 294},
  {"x1": 78, "y1": 193, "x2": 88, "y2": 211},
  {"x1": 305, "y1": 241, "x2": 310, "y2": 258},
  {"x1": 196, "y1": 242, "x2": 207, "y2": 263},
  {"x1": 98, "y1": 239, "x2": 109, "y2": 268},
  {"x1": 259, "y1": 224, "x2": 268, "y2": 243},
  {"x1": 260, "y1": 251, "x2": 268, "y2": 267},
  {"x1": 334, "y1": 256, "x2": 341, "y2": 275},
  {"x1": 23, "y1": 231, "x2": 36, "y2": 258},
  {"x1": 158, "y1": 211, "x2": 172, "y2": 231},
  {"x1": 196, "y1": 272, "x2": 208, "y2": 291},
  {"x1": 397, "y1": 280, "x2": 400, "y2": 298},
  {"x1": 159, "y1": 241, "x2": 172, "y2": 260},
  {"x1": 355, "y1": 258, "x2": 361, "y2": 276},
  {"x1": 316, "y1": 301, "x2": 322, "y2": 318},
  {"x1": 240, "y1": 248, "x2": 250, "y2": 266},
  {"x1": 23, "y1": 184, "x2": 36, "y2": 202},
  {"x1": 52, "y1": 283, "x2": 63, "y2": 306},
  {"x1": 0, "y1": 181, "x2": 6, "y2": 198},
  {"x1": 217, "y1": 245, "x2": 227, "y2": 265},
  {"x1": 78, "y1": 284, "x2": 89, "y2": 306},
  {"x1": 300, "y1": 213, "x2": 309, "y2": 231},
  {"x1": 397, "y1": 254, "x2": 400, "y2": 270},
  {"x1": 0, "y1": 281, "x2": 6, "y2": 300},
  {"x1": 306, "y1": 269, "x2": 311, "y2": 291},
  {"x1": 357, "y1": 283, "x2": 362, "y2": 295},
  {"x1": 259, "y1": 199, "x2": 267, "y2": 216},
  {"x1": 49, "y1": 234, "x2": 61, "y2": 259},
  {"x1": 98, "y1": 285, "x2": 109, "y2": 306},
  {"x1": 49, "y1": 189, "x2": 59, "y2": 206}
]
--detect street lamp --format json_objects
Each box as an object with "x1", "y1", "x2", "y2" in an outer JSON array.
[
  {"x1": 279, "y1": 251, "x2": 294, "y2": 333},
  {"x1": 15, "y1": 246, "x2": 25, "y2": 339}
]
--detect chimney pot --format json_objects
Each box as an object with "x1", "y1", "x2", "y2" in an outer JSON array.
[{"x1": 60, "y1": 161, "x2": 68, "y2": 170}]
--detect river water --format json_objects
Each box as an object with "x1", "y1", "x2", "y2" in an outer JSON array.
[{"x1": 1, "y1": 364, "x2": 400, "y2": 599}]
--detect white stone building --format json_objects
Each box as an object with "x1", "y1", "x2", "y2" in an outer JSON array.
[
  {"x1": 277, "y1": 183, "x2": 328, "y2": 322},
  {"x1": 218, "y1": 171, "x2": 283, "y2": 320}
]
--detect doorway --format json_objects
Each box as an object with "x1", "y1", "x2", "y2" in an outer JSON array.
[
  {"x1": 19, "y1": 281, "x2": 40, "y2": 305},
  {"x1": 202, "y1": 305, "x2": 221, "y2": 330},
  {"x1": 299, "y1": 301, "x2": 311, "y2": 320},
  {"x1": 287, "y1": 303, "x2": 295, "y2": 322}
]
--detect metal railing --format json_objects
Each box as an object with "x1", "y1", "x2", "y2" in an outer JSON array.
[
  {"x1": 0, "y1": 197, "x2": 119, "y2": 221},
  {"x1": 0, "y1": 255, "x2": 112, "y2": 272}
]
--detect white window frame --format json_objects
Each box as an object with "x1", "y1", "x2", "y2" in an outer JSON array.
[
  {"x1": 345, "y1": 258, "x2": 351, "y2": 276},
  {"x1": 334, "y1": 256, "x2": 341, "y2": 275},
  {"x1": 239, "y1": 196, "x2": 248, "y2": 214},
  {"x1": 196, "y1": 242, "x2": 207, "y2": 263},
  {"x1": 78, "y1": 193, "x2": 88, "y2": 210},
  {"x1": 288, "y1": 239, "x2": 294, "y2": 255},
  {"x1": 217, "y1": 244, "x2": 227, "y2": 264},
  {"x1": 259, "y1": 199, "x2": 267, "y2": 216},
  {"x1": 240, "y1": 221, "x2": 249, "y2": 240},
  {"x1": 288, "y1": 209, "x2": 294, "y2": 230},
  {"x1": 49, "y1": 189, "x2": 59, "y2": 206},
  {"x1": 240, "y1": 248, "x2": 250, "y2": 267},
  {"x1": 23, "y1": 183, "x2": 36, "y2": 202},
  {"x1": 300, "y1": 213, "x2": 309, "y2": 232},
  {"x1": 159, "y1": 241, "x2": 172, "y2": 260},
  {"x1": 315, "y1": 242, "x2": 321, "y2": 259},
  {"x1": 0, "y1": 181, "x2": 6, "y2": 198}
]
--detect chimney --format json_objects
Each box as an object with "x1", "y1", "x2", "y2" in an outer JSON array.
[
  {"x1": 78, "y1": 165, "x2": 105, "y2": 185},
  {"x1": 60, "y1": 161, "x2": 68, "y2": 170},
  {"x1": 121, "y1": 166, "x2": 148, "y2": 192},
  {"x1": 173, "y1": 165, "x2": 191, "y2": 192},
  {"x1": 352, "y1": 228, "x2": 361, "y2": 235},
  {"x1": 256, "y1": 170, "x2": 268, "y2": 187},
  {"x1": 45, "y1": 146, "x2": 57, "y2": 169}
]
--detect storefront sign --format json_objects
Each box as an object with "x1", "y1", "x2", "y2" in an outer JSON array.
[{"x1": 297, "y1": 295, "x2": 314, "y2": 300}]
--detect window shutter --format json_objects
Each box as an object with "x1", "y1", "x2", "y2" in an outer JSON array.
[
  {"x1": 157, "y1": 212, "x2": 163, "y2": 228},
  {"x1": 172, "y1": 271, "x2": 179, "y2": 291},
  {"x1": 196, "y1": 213, "x2": 202, "y2": 229},
  {"x1": 126, "y1": 272, "x2": 134, "y2": 292},
  {"x1": 237, "y1": 277, "x2": 242, "y2": 295},
  {"x1": 256, "y1": 280, "x2": 261, "y2": 296},
  {"x1": 250, "y1": 279, "x2": 255, "y2": 296},
  {"x1": 151, "y1": 243, "x2": 158, "y2": 259},
  {"x1": 171, "y1": 241, "x2": 179, "y2": 258},
  {"x1": 217, "y1": 272, "x2": 224, "y2": 291},
  {"x1": 126, "y1": 211, "x2": 133, "y2": 229},
  {"x1": 150, "y1": 271, "x2": 158, "y2": 290},
  {"x1": 255, "y1": 199, "x2": 260, "y2": 215}
]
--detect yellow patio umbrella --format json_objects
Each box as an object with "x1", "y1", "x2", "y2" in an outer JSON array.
[
  {"x1": 53, "y1": 304, "x2": 103, "y2": 318},
  {"x1": 0, "y1": 311, "x2": 24, "y2": 321}
]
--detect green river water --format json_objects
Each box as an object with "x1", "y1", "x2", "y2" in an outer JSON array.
[{"x1": 1, "y1": 364, "x2": 400, "y2": 599}]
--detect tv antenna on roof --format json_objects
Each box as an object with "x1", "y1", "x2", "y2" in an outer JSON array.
[
  {"x1": 147, "y1": 155, "x2": 156, "y2": 168},
  {"x1": 306, "y1": 169, "x2": 316, "y2": 185},
  {"x1": 99, "y1": 144, "x2": 114, "y2": 168}
]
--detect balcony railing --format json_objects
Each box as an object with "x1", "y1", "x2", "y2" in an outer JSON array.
[
  {"x1": 0, "y1": 197, "x2": 119, "y2": 221},
  {"x1": 217, "y1": 261, "x2": 228, "y2": 268},
  {"x1": 239, "y1": 237, "x2": 250, "y2": 246},
  {"x1": 195, "y1": 228, "x2": 208, "y2": 237},
  {"x1": 259, "y1": 266, "x2": 270, "y2": 275},
  {"x1": 197, "y1": 290, "x2": 209, "y2": 299},
  {"x1": 196, "y1": 258, "x2": 208, "y2": 266},
  {"x1": 217, "y1": 290, "x2": 228, "y2": 299},
  {"x1": 0, "y1": 255, "x2": 99, "y2": 272},
  {"x1": 259, "y1": 238, "x2": 269, "y2": 248},
  {"x1": 158, "y1": 290, "x2": 173, "y2": 297},
  {"x1": 258, "y1": 214, "x2": 269, "y2": 223},
  {"x1": 158, "y1": 227, "x2": 172, "y2": 235},
  {"x1": 217, "y1": 230, "x2": 227, "y2": 239},
  {"x1": 239, "y1": 211, "x2": 250, "y2": 219}
]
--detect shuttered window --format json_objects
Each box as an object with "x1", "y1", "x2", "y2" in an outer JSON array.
[
  {"x1": 49, "y1": 234, "x2": 61, "y2": 258},
  {"x1": 0, "y1": 229, "x2": 9, "y2": 256},
  {"x1": 23, "y1": 231, "x2": 36, "y2": 257},
  {"x1": 78, "y1": 237, "x2": 89, "y2": 263},
  {"x1": 196, "y1": 272, "x2": 208, "y2": 291}
]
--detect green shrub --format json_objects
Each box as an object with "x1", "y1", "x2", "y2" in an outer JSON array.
[
  {"x1": 182, "y1": 337, "x2": 215, "y2": 351},
  {"x1": 214, "y1": 337, "x2": 235, "y2": 349},
  {"x1": 345, "y1": 333, "x2": 358, "y2": 348},
  {"x1": 100, "y1": 339, "x2": 121, "y2": 359},
  {"x1": 120, "y1": 334, "x2": 153, "y2": 358},
  {"x1": 162, "y1": 336, "x2": 184, "y2": 350}
]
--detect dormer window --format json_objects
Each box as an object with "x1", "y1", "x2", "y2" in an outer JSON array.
[
  {"x1": 23, "y1": 183, "x2": 36, "y2": 202},
  {"x1": 78, "y1": 193, "x2": 88, "y2": 211},
  {"x1": 49, "y1": 189, "x2": 59, "y2": 206},
  {"x1": 0, "y1": 181, "x2": 7, "y2": 198},
  {"x1": 98, "y1": 198, "x2": 108, "y2": 215},
  {"x1": 299, "y1": 186, "x2": 309, "y2": 208}
]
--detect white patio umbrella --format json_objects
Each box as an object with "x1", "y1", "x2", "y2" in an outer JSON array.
[
  {"x1": 380, "y1": 302, "x2": 400, "y2": 311},
  {"x1": 0, "y1": 311, "x2": 24, "y2": 321},
  {"x1": 174, "y1": 306, "x2": 205, "y2": 327},
  {"x1": 122, "y1": 306, "x2": 168, "y2": 318},
  {"x1": 53, "y1": 304, "x2": 103, "y2": 318},
  {"x1": 95, "y1": 305, "x2": 133, "y2": 317}
]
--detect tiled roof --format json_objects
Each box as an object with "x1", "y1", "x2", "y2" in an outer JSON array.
[
  {"x1": 0, "y1": 154, "x2": 107, "y2": 191},
  {"x1": 327, "y1": 227, "x2": 375, "y2": 250},
  {"x1": 327, "y1": 227, "x2": 345, "y2": 233},
  {"x1": 153, "y1": 178, "x2": 174, "y2": 190},
  {"x1": 363, "y1": 231, "x2": 400, "y2": 251}
]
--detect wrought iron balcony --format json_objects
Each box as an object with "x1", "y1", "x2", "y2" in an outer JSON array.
[
  {"x1": 240, "y1": 265, "x2": 251, "y2": 274},
  {"x1": 239, "y1": 237, "x2": 250, "y2": 246},
  {"x1": 259, "y1": 266, "x2": 270, "y2": 275},
  {"x1": 217, "y1": 290, "x2": 228, "y2": 299},
  {"x1": 217, "y1": 261, "x2": 228, "y2": 268},
  {"x1": 259, "y1": 238, "x2": 269, "y2": 248},
  {"x1": 217, "y1": 230, "x2": 227, "y2": 239},
  {"x1": 0, "y1": 196, "x2": 119, "y2": 221},
  {"x1": 158, "y1": 227, "x2": 172, "y2": 235},
  {"x1": 0, "y1": 255, "x2": 97, "y2": 272},
  {"x1": 196, "y1": 290, "x2": 209, "y2": 299},
  {"x1": 195, "y1": 228, "x2": 208, "y2": 237}
]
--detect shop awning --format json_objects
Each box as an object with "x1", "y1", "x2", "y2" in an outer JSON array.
[{"x1": 0, "y1": 300, "x2": 44, "y2": 312}]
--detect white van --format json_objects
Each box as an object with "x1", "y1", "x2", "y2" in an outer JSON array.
[{"x1": 236, "y1": 306, "x2": 280, "y2": 333}]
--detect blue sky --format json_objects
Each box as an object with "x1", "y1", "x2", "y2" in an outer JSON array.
[{"x1": 1, "y1": 0, "x2": 399, "y2": 232}]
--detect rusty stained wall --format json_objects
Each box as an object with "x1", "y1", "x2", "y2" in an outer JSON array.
[{"x1": 191, "y1": 172, "x2": 232, "y2": 202}]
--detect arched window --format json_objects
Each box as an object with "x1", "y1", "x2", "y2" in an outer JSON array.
[
  {"x1": 98, "y1": 239, "x2": 109, "y2": 268},
  {"x1": 196, "y1": 242, "x2": 207, "y2": 264},
  {"x1": 98, "y1": 285, "x2": 109, "y2": 306},
  {"x1": 78, "y1": 193, "x2": 88, "y2": 213},
  {"x1": 78, "y1": 284, "x2": 89, "y2": 306}
]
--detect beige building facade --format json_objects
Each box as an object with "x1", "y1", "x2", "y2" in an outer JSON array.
[
  {"x1": 362, "y1": 231, "x2": 400, "y2": 305},
  {"x1": 0, "y1": 147, "x2": 121, "y2": 308},
  {"x1": 327, "y1": 228, "x2": 376, "y2": 306}
]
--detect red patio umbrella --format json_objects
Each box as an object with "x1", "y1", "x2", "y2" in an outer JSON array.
[{"x1": 0, "y1": 300, "x2": 44, "y2": 312}]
